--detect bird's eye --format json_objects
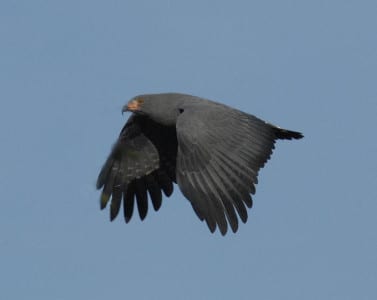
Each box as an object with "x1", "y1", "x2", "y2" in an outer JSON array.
[{"x1": 178, "y1": 108, "x2": 184, "y2": 114}]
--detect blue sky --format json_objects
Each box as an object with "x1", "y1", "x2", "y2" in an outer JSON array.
[{"x1": 1, "y1": 0, "x2": 376, "y2": 299}]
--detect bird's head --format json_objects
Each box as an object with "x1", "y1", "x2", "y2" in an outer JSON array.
[{"x1": 122, "y1": 93, "x2": 187, "y2": 126}]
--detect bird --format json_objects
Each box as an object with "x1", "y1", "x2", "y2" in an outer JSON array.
[{"x1": 96, "y1": 93, "x2": 303, "y2": 235}]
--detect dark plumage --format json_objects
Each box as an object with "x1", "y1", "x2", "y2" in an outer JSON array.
[{"x1": 96, "y1": 93, "x2": 303, "y2": 235}]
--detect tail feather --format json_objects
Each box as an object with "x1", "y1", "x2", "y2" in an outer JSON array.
[{"x1": 274, "y1": 127, "x2": 304, "y2": 140}]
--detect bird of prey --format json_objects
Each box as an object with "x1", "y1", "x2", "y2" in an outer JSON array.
[{"x1": 96, "y1": 93, "x2": 303, "y2": 235}]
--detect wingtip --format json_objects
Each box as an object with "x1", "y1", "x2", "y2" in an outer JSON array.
[
  {"x1": 228, "y1": 217, "x2": 239, "y2": 234},
  {"x1": 96, "y1": 180, "x2": 103, "y2": 190},
  {"x1": 100, "y1": 193, "x2": 110, "y2": 210},
  {"x1": 110, "y1": 204, "x2": 120, "y2": 221},
  {"x1": 139, "y1": 212, "x2": 148, "y2": 221},
  {"x1": 219, "y1": 223, "x2": 228, "y2": 236}
]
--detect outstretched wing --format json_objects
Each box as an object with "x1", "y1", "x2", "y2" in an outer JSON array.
[
  {"x1": 176, "y1": 104, "x2": 279, "y2": 235},
  {"x1": 96, "y1": 115, "x2": 177, "y2": 222}
]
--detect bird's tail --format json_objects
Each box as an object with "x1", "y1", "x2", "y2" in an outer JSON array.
[{"x1": 274, "y1": 127, "x2": 304, "y2": 140}]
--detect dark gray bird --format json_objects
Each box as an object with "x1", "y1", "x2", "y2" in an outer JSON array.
[{"x1": 97, "y1": 93, "x2": 303, "y2": 235}]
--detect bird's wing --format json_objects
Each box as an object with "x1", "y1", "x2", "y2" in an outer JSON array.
[
  {"x1": 97, "y1": 115, "x2": 177, "y2": 222},
  {"x1": 176, "y1": 105, "x2": 276, "y2": 235}
]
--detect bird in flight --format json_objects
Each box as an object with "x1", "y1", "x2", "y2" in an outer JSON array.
[{"x1": 97, "y1": 93, "x2": 303, "y2": 235}]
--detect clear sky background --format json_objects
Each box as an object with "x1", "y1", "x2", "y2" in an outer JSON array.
[{"x1": 1, "y1": 1, "x2": 376, "y2": 299}]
